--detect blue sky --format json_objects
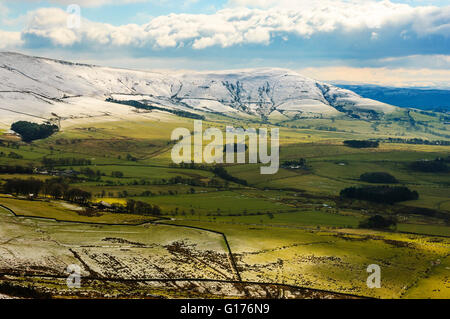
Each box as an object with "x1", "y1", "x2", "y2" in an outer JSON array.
[
  {"x1": 2, "y1": 1, "x2": 449, "y2": 29},
  {"x1": 1, "y1": 1, "x2": 227, "y2": 28},
  {"x1": 0, "y1": 0, "x2": 449, "y2": 87}
]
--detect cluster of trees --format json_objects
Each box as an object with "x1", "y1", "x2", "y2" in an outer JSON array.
[
  {"x1": 166, "y1": 176, "x2": 226, "y2": 188},
  {"x1": 340, "y1": 186, "x2": 418, "y2": 204},
  {"x1": 2, "y1": 178, "x2": 91, "y2": 205},
  {"x1": 166, "y1": 175, "x2": 221, "y2": 187},
  {"x1": 0, "y1": 141, "x2": 20, "y2": 149},
  {"x1": 3, "y1": 178, "x2": 43, "y2": 197},
  {"x1": 63, "y1": 188, "x2": 92, "y2": 205},
  {"x1": 343, "y1": 140, "x2": 379, "y2": 148},
  {"x1": 212, "y1": 166, "x2": 247, "y2": 186},
  {"x1": 359, "y1": 215, "x2": 397, "y2": 230},
  {"x1": 281, "y1": 158, "x2": 307, "y2": 168},
  {"x1": 42, "y1": 157, "x2": 92, "y2": 168},
  {"x1": 100, "y1": 176, "x2": 228, "y2": 189},
  {"x1": 101, "y1": 186, "x2": 199, "y2": 199},
  {"x1": 409, "y1": 158, "x2": 448, "y2": 172},
  {"x1": 170, "y1": 163, "x2": 209, "y2": 170},
  {"x1": 381, "y1": 137, "x2": 450, "y2": 146},
  {"x1": 126, "y1": 154, "x2": 137, "y2": 162},
  {"x1": 106, "y1": 98, "x2": 205, "y2": 120},
  {"x1": 360, "y1": 172, "x2": 398, "y2": 184},
  {"x1": 0, "y1": 165, "x2": 33, "y2": 174},
  {"x1": 79, "y1": 167, "x2": 105, "y2": 180},
  {"x1": 124, "y1": 199, "x2": 161, "y2": 215},
  {"x1": 0, "y1": 151, "x2": 23, "y2": 159},
  {"x1": 111, "y1": 171, "x2": 124, "y2": 178},
  {"x1": 9, "y1": 152, "x2": 23, "y2": 159},
  {"x1": 315, "y1": 126, "x2": 339, "y2": 132},
  {"x1": 54, "y1": 138, "x2": 82, "y2": 145},
  {"x1": 11, "y1": 121, "x2": 59, "y2": 142}
]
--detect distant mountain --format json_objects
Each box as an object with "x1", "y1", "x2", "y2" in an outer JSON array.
[
  {"x1": 0, "y1": 52, "x2": 397, "y2": 127},
  {"x1": 336, "y1": 85, "x2": 450, "y2": 112}
]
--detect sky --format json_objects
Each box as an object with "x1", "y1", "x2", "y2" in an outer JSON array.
[{"x1": 0, "y1": 0, "x2": 449, "y2": 87}]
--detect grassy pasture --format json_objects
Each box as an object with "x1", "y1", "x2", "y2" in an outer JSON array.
[
  {"x1": 403, "y1": 254, "x2": 450, "y2": 299},
  {"x1": 130, "y1": 190, "x2": 293, "y2": 216},
  {"x1": 0, "y1": 114, "x2": 449, "y2": 299},
  {"x1": 0, "y1": 196, "x2": 155, "y2": 224},
  {"x1": 192, "y1": 210, "x2": 362, "y2": 228}
]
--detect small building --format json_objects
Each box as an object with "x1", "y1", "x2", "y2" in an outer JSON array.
[{"x1": 98, "y1": 201, "x2": 112, "y2": 209}]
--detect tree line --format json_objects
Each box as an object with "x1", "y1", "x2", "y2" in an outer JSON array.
[
  {"x1": 2, "y1": 178, "x2": 91, "y2": 205},
  {"x1": 340, "y1": 186, "x2": 418, "y2": 204},
  {"x1": 101, "y1": 175, "x2": 228, "y2": 189},
  {"x1": 409, "y1": 158, "x2": 448, "y2": 172},
  {"x1": 0, "y1": 165, "x2": 33, "y2": 174},
  {"x1": 343, "y1": 140, "x2": 379, "y2": 148},
  {"x1": 109, "y1": 199, "x2": 162, "y2": 215},
  {"x1": 170, "y1": 163, "x2": 248, "y2": 186},
  {"x1": 380, "y1": 137, "x2": 450, "y2": 146},
  {"x1": 0, "y1": 140, "x2": 20, "y2": 149},
  {"x1": 212, "y1": 166, "x2": 247, "y2": 186},
  {"x1": 359, "y1": 215, "x2": 397, "y2": 230},
  {"x1": 0, "y1": 151, "x2": 23, "y2": 159},
  {"x1": 42, "y1": 157, "x2": 92, "y2": 168}
]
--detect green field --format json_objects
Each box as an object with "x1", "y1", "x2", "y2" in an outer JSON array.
[{"x1": 0, "y1": 110, "x2": 449, "y2": 299}]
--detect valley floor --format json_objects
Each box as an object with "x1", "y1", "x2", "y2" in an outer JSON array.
[
  {"x1": 0, "y1": 197, "x2": 448, "y2": 299},
  {"x1": 0, "y1": 114, "x2": 449, "y2": 299}
]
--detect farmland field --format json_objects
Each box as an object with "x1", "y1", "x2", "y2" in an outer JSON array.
[{"x1": 0, "y1": 112, "x2": 449, "y2": 299}]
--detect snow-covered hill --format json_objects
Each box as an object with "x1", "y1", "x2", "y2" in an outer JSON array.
[{"x1": 0, "y1": 52, "x2": 395, "y2": 127}]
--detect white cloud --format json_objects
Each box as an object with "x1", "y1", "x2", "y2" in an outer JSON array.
[
  {"x1": 0, "y1": 2, "x2": 22, "y2": 48},
  {"x1": 15, "y1": 0, "x2": 450, "y2": 49},
  {"x1": 377, "y1": 54, "x2": 450, "y2": 69},
  {"x1": 299, "y1": 64, "x2": 450, "y2": 88},
  {"x1": 244, "y1": 26, "x2": 271, "y2": 44},
  {"x1": 0, "y1": 31, "x2": 23, "y2": 49},
  {"x1": 14, "y1": 1, "x2": 449, "y2": 52}
]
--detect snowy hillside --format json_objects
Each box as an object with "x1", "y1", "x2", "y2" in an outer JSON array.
[{"x1": 0, "y1": 52, "x2": 396, "y2": 127}]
